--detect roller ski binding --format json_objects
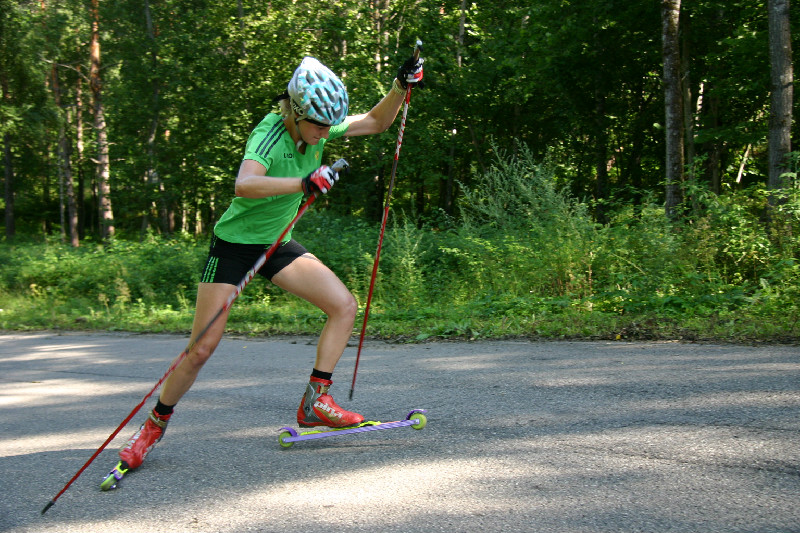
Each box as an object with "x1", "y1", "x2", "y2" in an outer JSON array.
[
  {"x1": 100, "y1": 461, "x2": 130, "y2": 491},
  {"x1": 101, "y1": 409, "x2": 171, "y2": 491}
]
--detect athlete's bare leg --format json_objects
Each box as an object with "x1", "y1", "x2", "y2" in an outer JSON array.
[
  {"x1": 271, "y1": 254, "x2": 357, "y2": 372},
  {"x1": 159, "y1": 282, "x2": 236, "y2": 406}
]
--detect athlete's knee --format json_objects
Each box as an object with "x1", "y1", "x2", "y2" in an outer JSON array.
[
  {"x1": 332, "y1": 291, "x2": 358, "y2": 322},
  {"x1": 187, "y1": 340, "x2": 217, "y2": 369}
]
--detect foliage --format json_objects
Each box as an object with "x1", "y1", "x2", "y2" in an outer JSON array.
[
  {"x1": 2, "y1": 0, "x2": 798, "y2": 239},
  {"x1": 2, "y1": 147, "x2": 800, "y2": 342}
]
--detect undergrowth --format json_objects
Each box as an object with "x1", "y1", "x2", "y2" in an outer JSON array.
[{"x1": 2, "y1": 146, "x2": 800, "y2": 343}]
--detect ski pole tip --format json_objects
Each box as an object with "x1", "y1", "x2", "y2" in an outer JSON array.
[
  {"x1": 41, "y1": 500, "x2": 55, "y2": 515},
  {"x1": 348, "y1": 388, "x2": 354, "y2": 401}
]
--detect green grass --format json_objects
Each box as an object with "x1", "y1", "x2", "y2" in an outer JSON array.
[{"x1": 2, "y1": 283, "x2": 798, "y2": 344}]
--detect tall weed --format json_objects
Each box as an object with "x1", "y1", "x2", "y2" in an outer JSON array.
[{"x1": 457, "y1": 142, "x2": 597, "y2": 300}]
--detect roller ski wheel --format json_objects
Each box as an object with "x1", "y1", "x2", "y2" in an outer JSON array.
[
  {"x1": 278, "y1": 409, "x2": 428, "y2": 448},
  {"x1": 279, "y1": 428, "x2": 298, "y2": 449},
  {"x1": 100, "y1": 461, "x2": 130, "y2": 491}
]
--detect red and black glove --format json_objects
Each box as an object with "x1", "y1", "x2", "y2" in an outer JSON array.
[
  {"x1": 301, "y1": 165, "x2": 339, "y2": 195},
  {"x1": 397, "y1": 55, "x2": 424, "y2": 89}
]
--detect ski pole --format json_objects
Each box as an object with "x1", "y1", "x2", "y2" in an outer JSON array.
[
  {"x1": 349, "y1": 41, "x2": 422, "y2": 400},
  {"x1": 42, "y1": 159, "x2": 349, "y2": 515}
]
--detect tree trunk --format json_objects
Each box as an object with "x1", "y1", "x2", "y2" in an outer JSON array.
[
  {"x1": 372, "y1": 0, "x2": 389, "y2": 73},
  {"x1": 90, "y1": 0, "x2": 114, "y2": 240},
  {"x1": 662, "y1": 0, "x2": 684, "y2": 220},
  {"x1": 3, "y1": 132, "x2": 13, "y2": 239},
  {"x1": 237, "y1": 0, "x2": 246, "y2": 58},
  {"x1": 367, "y1": 0, "x2": 390, "y2": 223},
  {"x1": 442, "y1": 0, "x2": 468, "y2": 217},
  {"x1": 767, "y1": 0, "x2": 794, "y2": 198},
  {"x1": 627, "y1": 77, "x2": 651, "y2": 217},
  {"x1": 682, "y1": 18, "x2": 702, "y2": 215},
  {"x1": 75, "y1": 63, "x2": 87, "y2": 239},
  {"x1": 42, "y1": 129, "x2": 52, "y2": 235},
  {"x1": 63, "y1": 107, "x2": 79, "y2": 247},
  {"x1": 142, "y1": 0, "x2": 167, "y2": 237},
  {"x1": 444, "y1": 129, "x2": 456, "y2": 215},
  {"x1": 681, "y1": 11, "x2": 696, "y2": 184},
  {"x1": 698, "y1": 81, "x2": 722, "y2": 194},
  {"x1": 593, "y1": 94, "x2": 609, "y2": 225},
  {"x1": 1, "y1": 71, "x2": 14, "y2": 238},
  {"x1": 50, "y1": 65, "x2": 79, "y2": 246}
]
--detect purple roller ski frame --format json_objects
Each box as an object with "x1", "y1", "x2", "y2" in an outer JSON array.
[{"x1": 278, "y1": 409, "x2": 427, "y2": 448}]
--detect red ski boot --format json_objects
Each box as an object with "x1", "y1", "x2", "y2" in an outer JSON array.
[
  {"x1": 118, "y1": 409, "x2": 171, "y2": 469},
  {"x1": 297, "y1": 377, "x2": 364, "y2": 428}
]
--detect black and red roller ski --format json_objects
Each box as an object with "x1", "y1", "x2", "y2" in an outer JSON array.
[{"x1": 278, "y1": 409, "x2": 427, "y2": 448}]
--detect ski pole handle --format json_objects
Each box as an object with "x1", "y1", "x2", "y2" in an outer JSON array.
[
  {"x1": 406, "y1": 40, "x2": 423, "y2": 102},
  {"x1": 331, "y1": 158, "x2": 349, "y2": 173}
]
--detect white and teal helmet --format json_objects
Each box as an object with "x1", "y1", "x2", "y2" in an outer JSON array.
[{"x1": 288, "y1": 57, "x2": 349, "y2": 126}]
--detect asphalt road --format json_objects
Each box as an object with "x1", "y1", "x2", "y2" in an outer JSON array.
[{"x1": 1, "y1": 332, "x2": 798, "y2": 533}]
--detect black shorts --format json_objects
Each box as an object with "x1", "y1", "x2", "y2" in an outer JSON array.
[{"x1": 200, "y1": 236, "x2": 308, "y2": 284}]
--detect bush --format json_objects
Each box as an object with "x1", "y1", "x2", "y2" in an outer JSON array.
[
  {"x1": 0, "y1": 235, "x2": 205, "y2": 312},
  {"x1": 456, "y1": 142, "x2": 598, "y2": 301}
]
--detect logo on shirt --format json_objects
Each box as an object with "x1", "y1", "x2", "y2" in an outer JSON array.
[{"x1": 284, "y1": 153, "x2": 294, "y2": 159}]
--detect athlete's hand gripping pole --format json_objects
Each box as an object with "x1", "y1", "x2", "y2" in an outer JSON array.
[
  {"x1": 41, "y1": 158, "x2": 349, "y2": 515},
  {"x1": 349, "y1": 41, "x2": 422, "y2": 400}
]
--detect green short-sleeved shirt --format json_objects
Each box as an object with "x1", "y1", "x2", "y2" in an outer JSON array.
[{"x1": 213, "y1": 113, "x2": 348, "y2": 244}]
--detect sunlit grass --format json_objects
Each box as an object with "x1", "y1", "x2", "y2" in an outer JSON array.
[{"x1": 2, "y1": 288, "x2": 798, "y2": 343}]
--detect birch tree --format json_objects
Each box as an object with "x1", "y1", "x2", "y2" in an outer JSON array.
[{"x1": 89, "y1": 0, "x2": 114, "y2": 239}]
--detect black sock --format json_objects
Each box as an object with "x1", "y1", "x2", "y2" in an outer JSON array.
[
  {"x1": 154, "y1": 400, "x2": 175, "y2": 416},
  {"x1": 311, "y1": 368, "x2": 333, "y2": 381}
]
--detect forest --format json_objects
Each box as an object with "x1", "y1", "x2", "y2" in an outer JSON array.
[{"x1": 1, "y1": 0, "x2": 798, "y2": 342}]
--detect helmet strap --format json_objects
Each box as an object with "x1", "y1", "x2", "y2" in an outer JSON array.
[
  {"x1": 284, "y1": 114, "x2": 305, "y2": 152},
  {"x1": 290, "y1": 98, "x2": 306, "y2": 124}
]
